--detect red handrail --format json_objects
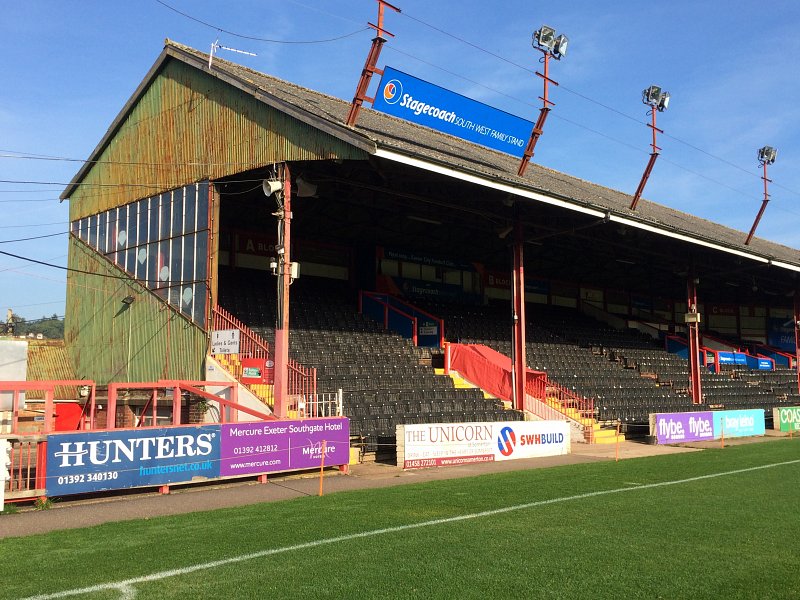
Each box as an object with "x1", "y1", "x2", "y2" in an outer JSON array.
[{"x1": 212, "y1": 306, "x2": 315, "y2": 398}]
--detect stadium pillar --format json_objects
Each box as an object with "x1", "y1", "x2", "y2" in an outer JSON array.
[
  {"x1": 687, "y1": 273, "x2": 703, "y2": 405},
  {"x1": 273, "y1": 163, "x2": 292, "y2": 418},
  {"x1": 512, "y1": 222, "x2": 527, "y2": 411},
  {"x1": 794, "y1": 293, "x2": 800, "y2": 394}
]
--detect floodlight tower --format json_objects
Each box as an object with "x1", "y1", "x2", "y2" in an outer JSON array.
[
  {"x1": 517, "y1": 25, "x2": 568, "y2": 177},
  {"x1": 744, "y1": 146, "x2": 778, "y2": 245},
  {"x1": 346, "y1": 0, "x2": 401, "y2": 127},
  {"x1": 629, "y1": 85, "x2": 670, "y2": 210}
]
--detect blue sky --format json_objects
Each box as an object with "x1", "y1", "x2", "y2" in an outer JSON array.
[{"x1": 2, "y1": 1, "x2": 800, "y2": 321}]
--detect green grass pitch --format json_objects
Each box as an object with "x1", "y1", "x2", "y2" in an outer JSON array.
[{"x1": 2, "y1": 440, "x2": 799, "y2": 599}]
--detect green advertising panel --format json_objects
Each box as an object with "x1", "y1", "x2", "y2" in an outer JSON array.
[{"x1": 774, "y1": 407, "x2": 800, "y2": 432}]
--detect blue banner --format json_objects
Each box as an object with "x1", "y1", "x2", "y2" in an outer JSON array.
[
  {"x1": 372, "y1": 66, "x2": 533, "y2": 157},
  {"x1": 713, "y1": 409, "x2": 765, "y2": 438},
  {"x1": 767, "y1": 317, "x2": 796, "y2": 352},
  {"x1": 46, "y1": 426, "x2": 221, "y2": 496}
]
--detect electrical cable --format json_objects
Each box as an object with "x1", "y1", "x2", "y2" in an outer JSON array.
[
  {"x1": 0, "y1": 248, "x2": 206, "y2": 288},
  {"x1": 397, "y1": 10, "x2": 798, "y2": 196},
  {"x1": 154, "y1": 0, "x2": 369, "y2": 44}
]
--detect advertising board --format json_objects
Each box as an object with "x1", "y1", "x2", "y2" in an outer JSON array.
[
  {"x1": 401, "y1": 420, "x2": 569, "y2": 470},
  {"x1": 220, "y1": 418, "x2": 350, "y2": 477},
  {"x1": 713, "y1": 409, "x2": 765, "y2": 438},
  {"x1": 46, "y1": 426, "x2": 221, "y2": 496},
  {"x1": 773, "y1": 406, "x2": 800, "y2": 432},
  {"x1": 653, "y1": 409, "x2": 765, "y2": 444},
  {"x1": 373, "y1": 66, "x2": 533, "y2": 157},
  {"x1": 654, "y1": 412, "x2": 714, "y2": 444}
]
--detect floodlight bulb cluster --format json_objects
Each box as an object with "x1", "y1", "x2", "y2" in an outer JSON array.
[
  {"x1": 642, "y1": 85, "x2": 670, "y2": 111},
  {"x1": 533, "y1": 25, "x2": 568, "y2": 59},
  {"x1": 758, "y1": 146, "x2": 777, "y2": 165}
]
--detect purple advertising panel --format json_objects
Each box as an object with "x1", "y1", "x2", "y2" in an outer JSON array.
[
  {"x1": 654, "y1": 412, "x2": 714, "y2": 444},
  {"x1": 220, "y1": 418, "x2": 350, "y2": 477}
]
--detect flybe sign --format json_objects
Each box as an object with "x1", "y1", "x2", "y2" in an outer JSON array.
[{"x1": 373, "y1": 66, "x2": 533, "y2": 157}]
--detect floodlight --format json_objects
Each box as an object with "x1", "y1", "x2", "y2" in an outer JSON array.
[
  {"x1": 553, "y1": 34, "x2": 569, "y2": 58},
  {"x1": 533, "y1": 25, "x2": 557, "y2": 51},
  {"x1": 658, "y1": 92, "x2": 670, "y2": 111},
  {"x1": 758, "y1": 146, "x2": 777, "y2": 165},
  {"x1": 642, "y1": 85, "x2": 662, "y2": 107}
]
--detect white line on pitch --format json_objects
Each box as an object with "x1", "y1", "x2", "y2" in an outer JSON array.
[{"x1": 19, "y1": 458, "x2": 800, "y2": 600}]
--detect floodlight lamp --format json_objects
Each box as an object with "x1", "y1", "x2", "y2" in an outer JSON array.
[
  {"x1": 121, "y1": 295, "x2": 135, "y2": 305},
  {"x1": 758, "y1": 146, "x2": 777, "y2": 165},
  {"x1": 642, "y1": 85, "x2": 662, "y2": 107},
  {"x1": 553, "y1": 34, "x2": 569, "y2": 58},
  {"x1": 657, "y1": 92, "x2": 670, "y2": 112},
  {"x1": 533, "y1": 25, "x2": 557, "y2": 51}
]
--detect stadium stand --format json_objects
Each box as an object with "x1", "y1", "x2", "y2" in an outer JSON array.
[{"x1": 218, "y1": 268, "x2": 522, "y2": 450}]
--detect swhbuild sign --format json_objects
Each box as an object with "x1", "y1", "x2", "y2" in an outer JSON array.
[
  {"x1": 401, "y1": 420, "x2": 569, "y2": 469},
  {"x1": 47, "y1": 426, "x2": 220, "y2": 496},
  {"x1": 372, "y1": 66, "x2": 534, "y2": 157}
]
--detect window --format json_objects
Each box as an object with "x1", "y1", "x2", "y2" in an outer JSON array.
[{"x1": 68, "y1": 181, "x2": 211, "y2": 326}]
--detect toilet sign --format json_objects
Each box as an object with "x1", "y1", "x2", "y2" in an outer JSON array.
[{"x1": 211, "y1": 329, "x2": 240, "y2": 354}]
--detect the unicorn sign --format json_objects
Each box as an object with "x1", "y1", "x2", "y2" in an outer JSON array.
[{"x1": 373, "y1": 66, "x2": 533, "y2": 157}]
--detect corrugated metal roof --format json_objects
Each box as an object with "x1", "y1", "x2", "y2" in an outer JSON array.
[
  {"x1": 62, "y1": 39, "x2": 800, "y2": 270},
  {"x1": 26, "y1": 340, "x2": 77, "y2": 400}
]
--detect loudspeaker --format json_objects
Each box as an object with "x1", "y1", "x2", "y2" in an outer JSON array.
[{"x1": 262, "y1": 179, "x2": 283, "y2": 197}]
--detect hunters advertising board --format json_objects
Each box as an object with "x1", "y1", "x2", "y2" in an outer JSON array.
[
  {"x1": 372, "y1": 66, "x2": 533, "y2": 157},
  {"x1": 220, "y1": 418, "x2": 350, "y2": 477},
  {"x1": 46, "y1": 426, "x2": 221, "y2": 496},
  {"x1": 400, "y1": 420, "x2": 569, "y2": 470}
]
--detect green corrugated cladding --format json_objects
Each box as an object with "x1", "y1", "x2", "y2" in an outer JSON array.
[
  {"x1": 68, "y1": 58, "x2": 367, "y2": 221},
  {"x1": 65, "y1": 239, "x2": 207, "y2": 384}
]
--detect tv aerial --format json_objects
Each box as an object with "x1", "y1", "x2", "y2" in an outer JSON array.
[{"x1": 208, "y1": 39, "x2": 257, "y2": 68}]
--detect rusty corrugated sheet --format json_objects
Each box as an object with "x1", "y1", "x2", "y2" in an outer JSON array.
[
  {"x1": 25, "y1": 340, "x2": 77, "y2": 400},
  {"x1": 66, "y1": 239, "x2": 207, "y2": 384},
  {"x1": 69, "y1": 59, "x2": 366, "y2": 221}
]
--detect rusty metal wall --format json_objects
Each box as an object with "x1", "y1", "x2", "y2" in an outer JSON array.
[
  {"x1": 68, "y1": 59, "x2": 366, "y2": 220},
  {"x1": 65, "y1": 238, "x2": 207, "y2": 384},
  {"x1": 25, "y1": 341, "x2": 76, "y2": 400}
]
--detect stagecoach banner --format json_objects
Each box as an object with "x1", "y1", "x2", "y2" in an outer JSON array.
[
  {"x1": 219, "y1": 418, "x2": 350, "y2": 477},
  {"x1": 372, "y1": 66, "x2": 533, "y2": 157},
  {"x1": 399, "y1": 420, "x2": 570, "y2": 470},
  {"x1": 46, "y1": 425, "x2": 221, "y2": 496}
]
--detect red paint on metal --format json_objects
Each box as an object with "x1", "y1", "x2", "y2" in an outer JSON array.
[
  {"x1": 794, "y1": 294, "x2": 800, "y2": 395},
  {"x1": 630, "y1": 109, "x2": 664, "y2": 210},
  {"x1": 512, "y1": 222, "x2": 527, "y2": 411},
  {"x1": 745, "y1": 161, "x2": 771, "y2": 245},
  {"x1": 346, "y1": 0, "x2": 400, "y2": 127},
  {"x1": 687, "y1": 274, "x2": 704, "y2": 405},
  {"x1": 518, "y1": 51, "x2": 559, "y2": 177}
]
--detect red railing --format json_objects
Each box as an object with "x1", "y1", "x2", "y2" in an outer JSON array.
[
  {"x1": 4, "y1": 436, "x2": 47, "y2": 501},
  {"x1": 525, "y1": 380, "x2": 595, "y2": 443},
  {"x1": 211, "y1": 306, "x2": 316, "y2": 399}
]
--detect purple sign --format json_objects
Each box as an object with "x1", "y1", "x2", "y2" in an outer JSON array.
[
  {"x1": 655, "y1": 412, "x2": 714, "y2": 444},
  {"x1": 220, "y1": 418, "x2": 350, "y2": 477}
]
